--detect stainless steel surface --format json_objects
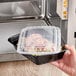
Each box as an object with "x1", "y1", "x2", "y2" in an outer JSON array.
[
  {"x1": 0, "y1": 20, "x2": 47, "y2": 62},
  {"x1": 0, "y1": 0, "x2": 36, "y2": 3},
  {"x1": 46, "y1": 0, "x2": 58, "y2": 18},
  {"x1": 0, "y1": 1, "x2": 39, "y2": 16},
  {"x1": 0, "y1": 0, "x2": 58, "y2": 20},
  {"x1": 0, "y1": 0, "x2": 46, "y2": 20}
]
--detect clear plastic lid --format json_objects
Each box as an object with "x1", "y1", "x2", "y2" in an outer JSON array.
[{"x1": 17, "y1": 26, "x2": 61, "y2": 55}]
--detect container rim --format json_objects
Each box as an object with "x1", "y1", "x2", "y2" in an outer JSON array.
[{"x1": 17, "y1": 49, "x2": 66, "y2": 56}]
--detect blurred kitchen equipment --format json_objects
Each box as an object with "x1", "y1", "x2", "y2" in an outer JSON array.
[{"x1": 0, "y1": 0, "x2": 46, "y2": 20}]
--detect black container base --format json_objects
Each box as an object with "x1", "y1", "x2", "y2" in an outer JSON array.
[{"x1": 22, "y1": 51, "x2": 65, "y2": 65}]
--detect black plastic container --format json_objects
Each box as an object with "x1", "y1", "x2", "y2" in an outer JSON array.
[
  {"x1": 8, "y1": 26, "x2": 66, "y2": 65},
  {"x1": 8, "y1": 33, "x2": 65, "y2": 65}
]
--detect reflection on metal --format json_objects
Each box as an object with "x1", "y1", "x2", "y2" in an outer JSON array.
[
  {"x1": 0, "y1": 0, "x2": 46, "y2": 20},
  {"x1": 0, "y1": 0, "x2": 35, "y2": 3},
  {"x1": 0, "y1": 0, "x2": 58, "y2": 21}
]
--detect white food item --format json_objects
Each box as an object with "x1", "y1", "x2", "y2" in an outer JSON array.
[{"x1": 23, "y1": 34, "x2": 55, "y2": 52}]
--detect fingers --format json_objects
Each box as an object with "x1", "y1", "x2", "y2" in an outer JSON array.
[
  {"x1": 51, "y1": 59, "x2": 63, "y2": 68},
  {"x1": 65, "y1": 45, "x2": 76, "y2": 55}
]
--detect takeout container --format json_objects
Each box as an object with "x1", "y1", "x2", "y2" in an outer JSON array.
[
  {"x1": 8, "y1": 37, "x2": 65, "y2": 65},
  {"x1": 8, "y1": 26, "x2": 65, "y2": 65}
]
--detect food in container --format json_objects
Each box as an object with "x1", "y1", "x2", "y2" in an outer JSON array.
[{"x1": 23, "y1": 33, "x2": 55, "y2": 52}]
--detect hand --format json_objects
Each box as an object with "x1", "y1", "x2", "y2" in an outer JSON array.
[{"x1": 51, "y1": 45, "x2": 76, "y2": 76}]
